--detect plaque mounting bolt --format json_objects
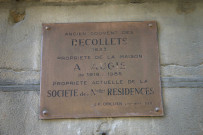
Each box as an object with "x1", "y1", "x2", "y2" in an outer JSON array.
[
  {"x1": 42, "y1": 110, "x2": 48, "y2": 116},
  {"x1": 155, "y1": 107, "x2": 160, "y2": 112},
  {"x1": 45, "y1": 26, "x2": 50, "y2": 30},
  {"x1": 148, "y1": 23, "x2": 153, "y2": 27}
]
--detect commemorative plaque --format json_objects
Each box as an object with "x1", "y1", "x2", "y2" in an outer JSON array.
[{"x1": 40, "y1": 21, "x2": 164, "y2": 119}]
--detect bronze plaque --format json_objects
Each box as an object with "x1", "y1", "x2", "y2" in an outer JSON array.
[{"x1": 40, "y1": 21, "x2": 164, "y2": 119}]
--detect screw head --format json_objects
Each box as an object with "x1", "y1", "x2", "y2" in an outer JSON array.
[
  {"x1": 155, "y1": 107, "x2": 159, "y2": 112},
  {"x1": 42, "y1": 110, "x2": 48, "y2": 116},
  {"x1": 148, "y1": 23, "x2": 153, "y2": 27},
  {"x1": 45, "y1": 26, "x2": 50, "y2": 30}
]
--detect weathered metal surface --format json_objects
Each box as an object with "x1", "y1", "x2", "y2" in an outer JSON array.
[{"x1": 40, "y1": 21, "x2": 164, "y2": 119}]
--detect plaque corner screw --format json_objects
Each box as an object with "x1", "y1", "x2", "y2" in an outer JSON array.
[
  {"x1": 45, "y1": 26, "x2": 50, "y2": 30},
  {"x1": 148, "y1": 23, "x2": 153, "y2": 27},
  {"x1": 42, "y1": 110, "x2": 48, "y2": 116},
  {"x1": 155, "y1": 107, "x2": 160, "y2": 112}
]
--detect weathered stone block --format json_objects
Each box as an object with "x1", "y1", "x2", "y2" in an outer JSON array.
[
  {"x1": 161, "y1": 64, "x2": 203, "y2": 77},
  {"x1": 26, "y1": 2, "x2": 203, "y2": 69},
  {"x1": 1, "y1": 8, "x2": 41, "y2": 70},
  {"x1": 0, "y1": 0, "x2": 11, "y2": 2},
  {"x1": 0, "y1": 1, "x2": 202, "y2": 135},
  {"x1": 9, "y1": 9, "x2": 25, "y2": 23},
  {"x1": 0, "y1": 88, "x2": 202, "y2": 135},
  {"x1": 39, "y1": 0, "x2": 155, "y2": 3},
  {"x1": 0, "y1": 2, "x2": 203, "y2": 85},
  {"x1": 40, "y1": 0, "x2": 99, "y2": 2},
  {"x1": 0, "y1": 9, "x2": 9, "y2": 69},
  {"x1": 0, "y1": 69, "x2": 40, "y2": 85}
]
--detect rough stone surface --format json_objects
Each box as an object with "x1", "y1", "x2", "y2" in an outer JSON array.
[
  {"x1": 9, "y1": 8, "x2": 26, "y2": 23},
  {"x1": 0, "y1": 2, "x2": 202, "y2": 84},
  {"x1": 161, "y1": 77, "x2": 203, "y2": 88},
  {"x1": 0, "y1": 69, "x2": 40, "y2": 85},
  {"x1": 41, "y1": 0, "x2": 99, "y2": 2},
  {"x1": 1, "y1": 17, "x2": 41, "y2": 70},
  {"x1": 0, "y1": 1, "x2": 203, "y2": 135},
  {"x1": 0, "y1": 0, "x2": 10, "y2": 2},
  {"x1": 0, "y1": 2, "x2": 202, "y2": 71},
  {"x1": 0, "y1": 0, "x2": 35, "y2": 2},
  {"x1": 0, "y1": 64, "x2": 203, "y2": 86},
  {"x1": 40, "y1": 0, "x2": 143, "y2": 3},
  {"x1": 161, "y1": 64, "x2": 203, "y2": 77},
  {"x1": 0, "y1": 9, "x2": 9, "y2": 69},
  {"x1": 0, "y1": 88, "x2": 202, "y2": 135}
]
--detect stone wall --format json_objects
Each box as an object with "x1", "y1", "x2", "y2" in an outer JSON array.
[{"x1": 0, "y1": 0, "x2": 203, "y2": 135}]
